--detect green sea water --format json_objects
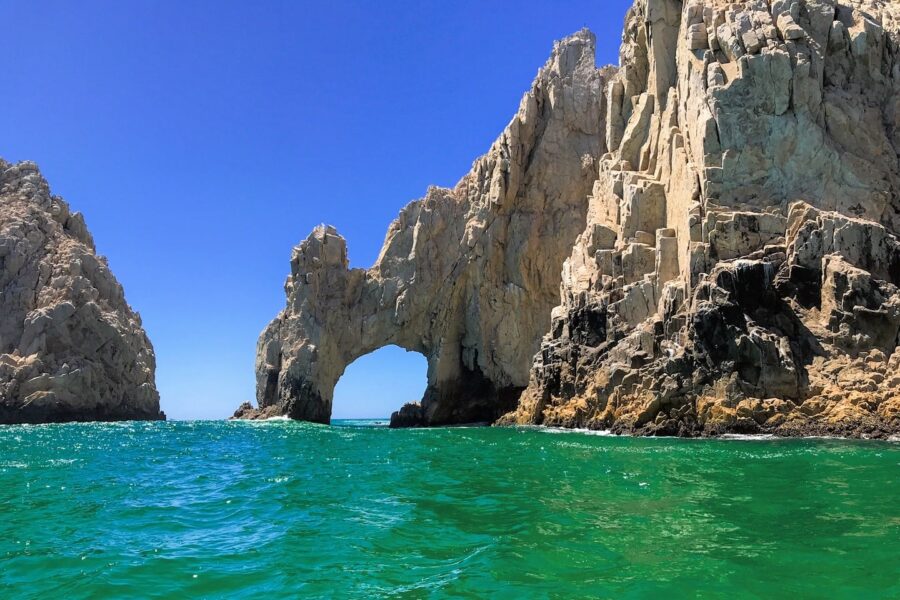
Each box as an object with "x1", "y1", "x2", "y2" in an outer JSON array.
[{"x1": 0, "y1": 421, "x2": 898, "y2": 599}]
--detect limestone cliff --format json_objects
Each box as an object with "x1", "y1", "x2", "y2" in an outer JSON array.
[
  {"x1": 0, "y1": 159, "x2": 162, "y2": 423},
  {"x1": 501, "y1": 0, "x2": 900, "y2": 437},
  {"x1": 250, "y1": 0, "x2": 900, "y2": 437},
  {"x1": 244, "y1": 30, "x2": 610, "y2": 425}
]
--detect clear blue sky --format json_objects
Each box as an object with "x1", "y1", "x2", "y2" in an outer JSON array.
[{"x1": 1, "y1": 0, "x2": 632, "y2": 420}]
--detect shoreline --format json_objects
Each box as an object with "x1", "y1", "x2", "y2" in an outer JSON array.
[
  {"x1": 232, "y1": 416, "x2": 900, "y2": 441},
  {"x1": 4, "y1": 416, "x2": 898, "y2": 442}
]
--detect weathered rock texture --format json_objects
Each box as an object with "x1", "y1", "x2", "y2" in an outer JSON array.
[
  {"x1": 251, "y1": 0, "x2": 900, "y2": 437},
  {"x1": 0, "y1": 159, "x2": 162, "y2": 423},
  {"x1": 246, "y1": 30, "x2": 611, "y2": 425},
  {"x1": 501, "y1": 0, "x2": 900, "y2": 437}
]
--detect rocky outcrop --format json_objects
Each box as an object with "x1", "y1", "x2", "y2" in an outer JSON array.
[
  {"x1": 247, "y1": 30, "x2": 611, "y2": 425},
  {"x1": 250, "y1": 1, "x2": 900, "y2": 437},
  {"x1": 500, "y1": 0, "x2": 900, "y2": 437},
  {"x1": 0, "y1": 159, "x2": 162, "y2": 423}
]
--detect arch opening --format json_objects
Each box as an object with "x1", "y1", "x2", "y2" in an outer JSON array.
[{"x1": 331, "y1": 345, "x2": 428, "y2": 421}]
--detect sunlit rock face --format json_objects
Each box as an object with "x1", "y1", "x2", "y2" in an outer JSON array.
[
  {"x1": 501, "y1": 0, "x2": 900, "y2": 437},
  {"x1": 246, "y1": 30, "x2": 612, "y2": 426},
  {"x1": 0, "y1": 160, "x2": 162, "y2": 423},
  {"x1": 251, "y1": 0, "x2": 900, "y2": 436}
]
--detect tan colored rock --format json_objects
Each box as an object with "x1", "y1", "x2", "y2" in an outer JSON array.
[
  {"x1": 247, "y1": 30, "x2": 611, "y2": 426},
  {"x1": 0, "y1": 160, "x2": 162, "y2": 423},
  {"x1": 502, "y1": 0, "x2": 900, "y2": 438},
  {"x1": 249, "y1": 1, "x2": 900, "y2": 437}
]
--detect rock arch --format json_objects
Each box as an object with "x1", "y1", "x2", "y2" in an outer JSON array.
[
  {"x1": 248, "y1": 30, "x2": 612, "y2": 426},
  {"x1": 331, "y1": 344, "x2": 427, "y2": 419}
]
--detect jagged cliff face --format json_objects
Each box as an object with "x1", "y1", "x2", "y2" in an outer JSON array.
[
  {"x1": 502, "y1": 0, "x2": 900, "y2": 437},
  {"x1": 251, "y1": 1, "x2": 900, "y2": 436},
  {"x1": 0, "y1": 160, "x2": 162, "y2": 423},
  {"x1": 247, "y1": 30, "x2": 610, "y2": 425}
]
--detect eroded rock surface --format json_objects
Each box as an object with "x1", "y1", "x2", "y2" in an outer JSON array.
[
  {"x1": 500, "y1": 0, "x2": 900, "y2": 437},
  {"x1": 0, "y1": 159, "x2": 162, "y2": 423},
  {"x1": 251, "y1": 0, "x2": 900, "y2": 436},
  {"x1": 248, "y1": 30, "x2": 611, "y2": 425}
]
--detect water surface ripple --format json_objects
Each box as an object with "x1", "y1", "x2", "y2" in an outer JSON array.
[{"x1": 1, "y1": 420, "x2": 898, "y2": 598}]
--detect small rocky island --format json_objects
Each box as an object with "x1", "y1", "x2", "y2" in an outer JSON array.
[
  {"x1": 242, "y1": 0, "x2": 900, "y2": 438},
  {"x1": 0, "y1": 160, "x2": 162, "y2": 423}
]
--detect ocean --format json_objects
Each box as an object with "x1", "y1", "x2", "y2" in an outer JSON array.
[{"x1": 0, "y1": 420, "x2": 897, "y2": 598}]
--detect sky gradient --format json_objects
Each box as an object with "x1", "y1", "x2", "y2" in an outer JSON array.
[{"x1": 1, "y1": 0, "x2": 633, "y2": 420}]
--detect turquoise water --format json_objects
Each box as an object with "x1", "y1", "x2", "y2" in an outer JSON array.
[{"x1": 0, "y1": 421, "x2": 898, "y2": 598}]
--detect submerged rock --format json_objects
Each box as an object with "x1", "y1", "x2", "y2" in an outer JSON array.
[{"x1": 0, "y1": 159, "x2": 162, "y2": 423}]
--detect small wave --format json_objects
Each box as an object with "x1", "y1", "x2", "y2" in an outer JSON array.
[
  {"x1": 573, "y1": 429, "x2": 615, "y2": 437},
  {"x1": 536, "y1": 426, "x2": 616, "y2": 437},
  {"x1": 718, "y1": 434, "x2": 778, "y2": 441},
  {"x1": 231, "y1": 416, "x2": 294, "y2": 425},
  {"x1": 333, "y1": 419, "x2": 390, "y2": 428}
]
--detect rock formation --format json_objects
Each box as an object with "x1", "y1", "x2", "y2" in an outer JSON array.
[
  {"x1": 250, "y1": 0, "x2": 900, "y2": 437},
  {"x1": 501, "y1": 0, "x2": 900, "y2": 437},
  {"x1": 244, "y1": 30, "x2": 610, "y2": 425},
  {"x1": 0, "y1": 159, "x2": 162, "y2": 423}
]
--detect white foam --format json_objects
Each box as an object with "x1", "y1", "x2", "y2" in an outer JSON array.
[{"x1": 534, "y1": 426, "x2": 616, "y2": 437}]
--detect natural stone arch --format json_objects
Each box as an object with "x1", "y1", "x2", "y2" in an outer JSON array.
[
  {"x1": 331, "y1": 344, "x2": 428, "y2": 419},
  {"x1": 250, "y1": 30, "x2": 611, "y2": 426},
  {"x1": 255, "y1": 227, "x2": 438, "y2": 424}
]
